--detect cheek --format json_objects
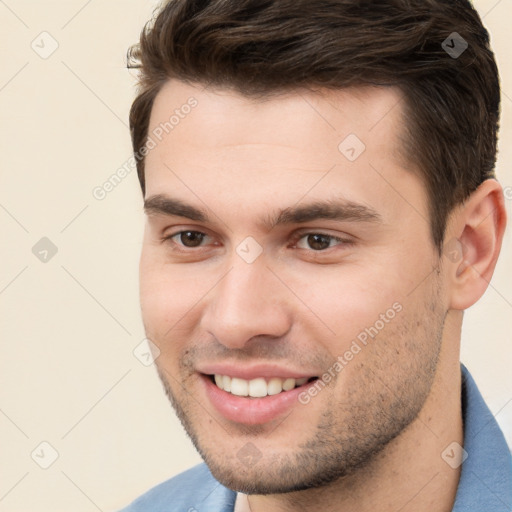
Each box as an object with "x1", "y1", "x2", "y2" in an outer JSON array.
[
  {"x1": 285, "y1": 263, "x2": 405, "y2": 350},
  {"x1": 139, "y1": 250, "x2": 186, "y2": 337},
  {"x1": 139, "y1": 250, "x2": 216, "y2": 339},
  {"x1": 139, "y1": 263, "x2": 199, "y2": 369}
]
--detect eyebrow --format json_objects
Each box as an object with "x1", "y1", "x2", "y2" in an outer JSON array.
[{"x1": 143, "y1": 194, "x2": 382, "y2": 229}]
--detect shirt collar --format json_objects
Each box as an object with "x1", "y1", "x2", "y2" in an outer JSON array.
[{"x1": 451, "y1": 364, "x2": 512, "y2": 511}]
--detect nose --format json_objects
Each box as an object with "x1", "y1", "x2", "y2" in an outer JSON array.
[{"x1": 200, "y1": 257, "x2": 292, "y2": 349}]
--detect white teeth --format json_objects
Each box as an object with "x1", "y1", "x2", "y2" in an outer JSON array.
[
  {"x1": 222, "y1": 375, "x2": 231, "y2": 392},
  {"x1": 213, "y1": 375, "x2": 311, "y2": 397},
  {"x1": 230, "y1": 377, "x2": 249, "y2": 396},
  {"x1": 267, "y1": 377, "x2": 283, "y2": 396},
  {"x1": 282, "y1": 378, "x2": 296, "y2": 391},
  {"x1": 248, "y1": 378, "x2": 267, "y2": 398}
]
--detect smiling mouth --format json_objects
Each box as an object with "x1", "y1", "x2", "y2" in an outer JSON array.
[{"x1": 209, "y1": 374, "x2": 318, "y2": 398}]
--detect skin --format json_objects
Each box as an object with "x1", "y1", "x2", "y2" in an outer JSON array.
[{"x1": 139, "y1": 80, "x2": 506, "y2": 512}]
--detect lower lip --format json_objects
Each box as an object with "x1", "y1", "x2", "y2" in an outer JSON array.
[{"x1": 200, "y1": 375, "x2": 314, "y2": 425}]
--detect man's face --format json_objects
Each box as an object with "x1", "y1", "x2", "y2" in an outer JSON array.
[{"x1": 139, "y1": 81, "x2": 448, "y2": 493}]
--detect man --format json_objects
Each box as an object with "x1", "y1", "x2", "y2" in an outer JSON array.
[{"x1": 120, "y1": 0, "x2": 511, "y2": 510}]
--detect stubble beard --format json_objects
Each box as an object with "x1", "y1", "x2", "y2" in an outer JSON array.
[{"x1": 153, "y1": 283, "x2": 446, "y2": 495}]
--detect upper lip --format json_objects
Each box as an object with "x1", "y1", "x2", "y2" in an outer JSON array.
[{"x1": 197, "y1": 363, "x2": 318, "y2": 381}]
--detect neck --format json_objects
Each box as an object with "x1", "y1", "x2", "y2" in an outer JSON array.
[{"x1": 246, "y1": 315, "x2": 464, "y2": 512}]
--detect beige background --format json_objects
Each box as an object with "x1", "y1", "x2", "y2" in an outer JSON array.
[{"x1": 0, "y1": 1, "x2": 511, "y2": 511}]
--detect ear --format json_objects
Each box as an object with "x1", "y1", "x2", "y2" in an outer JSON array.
[{"x1": 445, "y1": 179, "x2": 507, "y2": 311}]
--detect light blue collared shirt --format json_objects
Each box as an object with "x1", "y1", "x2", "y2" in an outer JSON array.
[{"x1": 120, "y1": 365, "x2": 512, "y2": 511}]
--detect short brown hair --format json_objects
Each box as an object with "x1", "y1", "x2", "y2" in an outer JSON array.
[{"x1": 127, "y1": 0, "x2": 500, "y2": 252}]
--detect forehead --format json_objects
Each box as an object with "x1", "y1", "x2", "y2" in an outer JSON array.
[
  {"x1": 144, "y1": 80, "x2": 426, "y2": 230},
  {"x1": 148, "y1": 80, "x2": 406, "y2": 153}
]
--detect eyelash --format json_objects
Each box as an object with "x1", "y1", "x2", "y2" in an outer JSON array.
[{"x1": 160, "y1": 230, "x2": 352, "y2": 253}]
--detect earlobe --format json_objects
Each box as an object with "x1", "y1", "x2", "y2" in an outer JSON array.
[{"x1": 447, "y1": 179, "x2": 507, "y2": 311}]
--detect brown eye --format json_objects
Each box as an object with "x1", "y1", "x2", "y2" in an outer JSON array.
[
  {"x1": 306, "y1": 234, "x2": 332, "y2": 250},
  {"x1": 175, "y1": 231, "x2": 206, "y2": 247},
  {"x1": 295, "y1": 233, "x2": 344, "y2": 251}
]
